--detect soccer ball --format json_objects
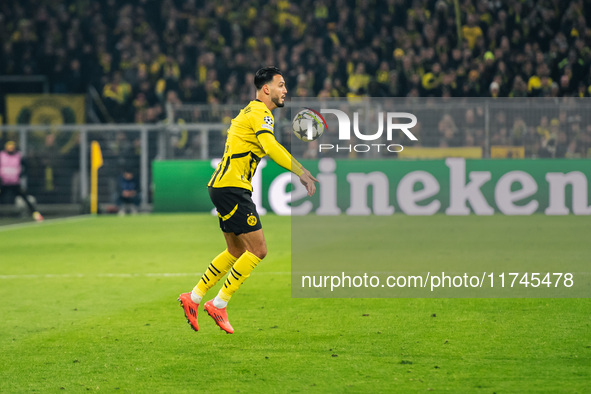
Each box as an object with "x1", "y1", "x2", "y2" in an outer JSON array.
[{"x1": 292, "y1": 108, "x2": 327, "y2": 142}]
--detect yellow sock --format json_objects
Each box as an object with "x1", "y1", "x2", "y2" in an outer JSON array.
[
  {"x1": 218, "y1": 251, "x2": 261, "y2": 303},
  {"x1": 193, "y1": 250, "x2": 237, "y2": 299}
]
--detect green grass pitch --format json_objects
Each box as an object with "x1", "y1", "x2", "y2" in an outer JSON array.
[{"x1": 0, "y1": 214, "x2": 589, "y2": 392}]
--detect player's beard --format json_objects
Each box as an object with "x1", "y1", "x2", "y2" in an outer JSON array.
[{"x1": 272, "y1": 95, "x2": 285, "y2": 108}]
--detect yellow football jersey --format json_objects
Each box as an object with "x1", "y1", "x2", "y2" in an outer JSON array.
[{"x1": 208, "y1": 100, "x2": 276, "y2": 191}]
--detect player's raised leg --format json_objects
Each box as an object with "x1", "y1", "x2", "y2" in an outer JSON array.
[
  {"x1": 204, "y1": 229, "x2": 267, "y2": 334},
  {"x1": 178, "y1": 246, "x2": 239, "y2": 331},
  {"x1": 192, "y1": 248, "x2": 239, "y2": 302}
]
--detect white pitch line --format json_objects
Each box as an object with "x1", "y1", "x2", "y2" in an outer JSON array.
[
  {"x1": 0, "y1": 272, "x2": 291, "y2": 280},
  {"x1": 0, "y1": 215, "x2": 92, "y2": 232}
]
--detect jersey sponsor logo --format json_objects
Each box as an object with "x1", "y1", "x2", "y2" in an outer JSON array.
[
  {"x1": 263, "y1": 116, "x2": 273, "y2": 126},
  {"x1": 260, "y1": 123, "x2": 274, "y2": 131},
  {"x1": 247, "y1": 213, "x2": 258, "y2": 226}
]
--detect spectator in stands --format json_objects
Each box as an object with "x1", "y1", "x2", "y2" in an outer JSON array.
[
  {"x1": 539, "y1": 137, "x2": 557, "y2": 158},
  {"x1": 347, "y1": 62, "x2": 370, "y2": 97},
  {"x1": 491, "y1": 126, "x2": 511, "y2": 147},
  {"x1": 179, "y1": 76, "x2": 206, "y2": 103},
  {"x1": 511, "y1": 117, "x2": 527, "y2": 146},
  {"x1": 509, "y1": 76, "x2": 528, "y2": 98},
  {"x1": 464, "y1": 107, "x2": 485, "y2": 147},
  {"x1": 555, "y1": 131, "x2": 569, "y2": 158},
  {"x1": 103, "y1": 71, "x2": 132, "y2": 122},
  {"x1": 489, "y1": 81, "x2": 500, "y2": 98},
  {"x1": 523, "y1": 126, "x2": 540, "y2": 158},
  {"x1": 579, "y1": 126, "x2": 591, "y2": 157},
  {"x1": 437, "y1": 114, "x2": 459, "y2": 147},
  {"x1": 462, "y1": 14, "x2": 483, "y2": 50}
]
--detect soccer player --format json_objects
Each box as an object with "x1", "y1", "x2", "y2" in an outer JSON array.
[
  {"x1": 0, "y1": 141, "x2": 43, "y2": 221},
  {"x1": 116, "y1": 169, "x2": 141, "y2": 215},
  {"x1": 178, "y1": 67, "x2": 317, "y2": 334}
]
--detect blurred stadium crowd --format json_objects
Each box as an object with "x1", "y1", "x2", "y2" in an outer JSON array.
[
  {"x1": 3, "y1": 1, "x2": 591, "y2": 108},
  {"x1": 1, "y1": 0, "x2": 591, "y2": 159}
]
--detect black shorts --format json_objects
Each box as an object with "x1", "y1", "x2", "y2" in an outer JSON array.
[{"x1": 208, "y1": 186, "x2": 262, "y2": 235}]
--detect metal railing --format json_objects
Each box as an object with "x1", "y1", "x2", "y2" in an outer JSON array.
[{"x1": 0, "y1": 123, "x2": 221, "y2": 209}]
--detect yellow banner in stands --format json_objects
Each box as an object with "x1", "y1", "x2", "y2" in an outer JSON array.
[
  {"x1": 5, "y1": 94, "x2": 85, "y2": 125},
  {"x1": 398, "y1": 147, "x2": 483, "y2": 159},
  {"x1": 491, "y1": 146, "x2": 525, "y2": 158}
]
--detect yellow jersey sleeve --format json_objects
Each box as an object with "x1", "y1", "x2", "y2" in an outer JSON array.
[
  {"x1": 208, "y1": 100, "x2": 302, "y2": 190},
  {"x1": 257, "y1": 132, "x2": 304, "y2": 177}
]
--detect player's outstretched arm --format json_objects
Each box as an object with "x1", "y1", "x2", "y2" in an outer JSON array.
[
  {"x1": 257, "y1": 132, "x2": 303, "y2": 175},
  {"x1": 299, "y1": 171, "x2": 317, "y2": 197},
  {"x1": 277, "y1": 143, "x2": 319, "y2": 195},
  {"x1": 257, "y1": 132, "x2": 317, "y2": 196}
]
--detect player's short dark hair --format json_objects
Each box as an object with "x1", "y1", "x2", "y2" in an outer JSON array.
[{"x1": 254, "y1": 67, "x2": 283, "y2": 90}]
